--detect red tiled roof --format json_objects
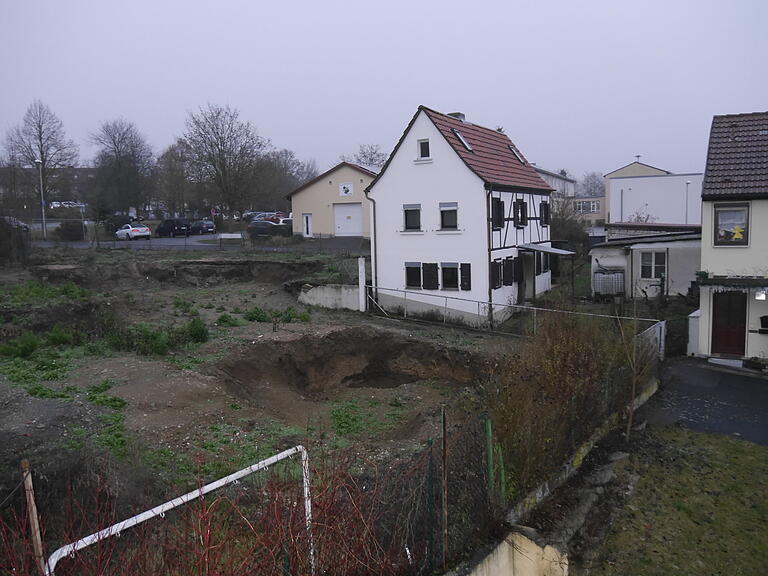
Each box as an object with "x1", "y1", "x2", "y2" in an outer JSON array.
[
  {"x1": 702, "y1": 111, "x2": 768, "y2": 200},
  {"x1": 421, "y1": 107, "x2": 552, "y2": 192}
]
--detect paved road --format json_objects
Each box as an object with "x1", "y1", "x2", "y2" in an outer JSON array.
[
  {"x1": 645, "y1": 357, "x2": 768, "y2": 445},
  {"x1": 34, "y1": 235, "x2": 370, "y2": 254}
]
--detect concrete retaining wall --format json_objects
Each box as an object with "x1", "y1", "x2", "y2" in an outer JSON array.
[
  {"x1": 298, "y1": 284, "x2": 360, "y2": 311},
  {"x1": 455, "y1": 530, "x2": 568, "y2": 576}
]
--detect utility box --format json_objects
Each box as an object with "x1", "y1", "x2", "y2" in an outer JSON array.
[{"x1": 593, "y1": 269, "x2": 625, "y2": 300}]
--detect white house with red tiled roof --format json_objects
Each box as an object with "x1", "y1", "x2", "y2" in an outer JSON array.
[{"x1": 366, "y1": 106, "x2": 570, "y2": 326}]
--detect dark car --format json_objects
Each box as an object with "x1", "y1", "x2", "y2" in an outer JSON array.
[
  {"x1": 246, "y1": 219, "x2": 292, "y2": 239},
  {"x1": 155, "y1": 218, "x2": 190, "y2": 237},
  {"x1": 189, "y1": 219, "x2": 216, "y2": 235}
]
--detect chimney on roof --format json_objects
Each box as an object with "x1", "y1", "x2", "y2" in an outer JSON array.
[{"x1": 447, "y1": 112, "x2": 465, "y2": 122}]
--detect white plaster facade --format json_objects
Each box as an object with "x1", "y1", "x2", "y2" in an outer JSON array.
[
  {"x1": 608, "y1": 173, "x2": 704, "y2": 225},
  {"x1": 367, "y1": 108, "x2": 554, "y2": 325}
]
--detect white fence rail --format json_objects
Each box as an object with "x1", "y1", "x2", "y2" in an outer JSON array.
[{"x1": 45, "y1": 445, "x2": 315, "y2": 576}]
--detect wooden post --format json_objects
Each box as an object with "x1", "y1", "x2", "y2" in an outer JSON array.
[
  {"x1": 485, "y1": 417, "x2": 494, "y2": 496},
  {"x1": 441, "y1": 406, "x2": 448, "y2": 571},
  {"x1": 20, "y1": 460, "x2": 45, "y2": 576}
]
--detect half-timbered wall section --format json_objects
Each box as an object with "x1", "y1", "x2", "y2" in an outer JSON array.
[{"x1": 366, "y1": 106, "x2": 554, "y2": 324}]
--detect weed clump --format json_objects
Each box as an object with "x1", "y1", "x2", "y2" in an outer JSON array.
[
  {"x1": 185, "y1": 317, "x2": 209, "y2": 343},
  {"x1": 86, "y1": 380, "x2": 127, "y2": 410},
  {"x1": 243, "y1": 306, "x2": 269, "y2": 322},
  {"x1": 0, "y1": 332, "x2": 41, "y2": 358},
  {"x1": 216, "y1": 313, "x2": 246, "y2": 327}
]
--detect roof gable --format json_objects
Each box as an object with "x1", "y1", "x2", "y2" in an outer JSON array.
[
  {"x1": 603, "y1": 161, "x2": 671, "y2": 178},
  {"x1": 287, "y1": 162, "x2": 376, "y2": 199},
  {"x1": 367, "y1": 106, "x2": 552, "y2": 194},
  {"x1": 702, "y1": 111, "x2": 768, "y2": 200}
]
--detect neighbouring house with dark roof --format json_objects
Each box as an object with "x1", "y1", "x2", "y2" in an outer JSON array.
[
  {"x1": 692, "y1": 111, "x2": 768, "y2": 360},
  {"x1": 365, "y1": 106, "x2": 572, "y2": 326},
  {"x1": 286, "y1": 162, "x2": 376, "y2": 238}
]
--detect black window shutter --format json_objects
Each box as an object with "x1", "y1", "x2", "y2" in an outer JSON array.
[
  {"x1": 422, "y1": 263, "x2": 438, "y2": 290},
  {"x1": 503, "y1": 258, "x2": 515, "y2": 286},
  {"x1": 535, "y1": 253, "x2": 542, "y2": 275},
  {"x1": 491, "y1": 260, "x2": 503, "y2": 289},
  {"x1": 521, "y1": 201, "x2": 529, "y2": 226},
  {"x1": 514, "y1": 257, "x2": 524, "y2": 283},
  {"x1": 491, "y1": 198, "x2": 504, "y2": 229},
  {"x1": 513, "y1": 200, "x2": 520, "y2": 227},
  {"x1": 541, "y1": 202, "x2": 550, "y2": 226},
  {"x1": 460, "y1": 263, "x2": 471, "y2": 290}
]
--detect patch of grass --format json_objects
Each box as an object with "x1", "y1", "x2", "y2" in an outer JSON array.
[
  {"x1": 0, "y1": 281, "x2": 90, "y2": 306},
  {"x1": 0, "y1": 332, "x2": 42, "y2": 358},
  {"x1": 64, "y1": 426, "x2": 87, "y2": 451},
  {"x1": 26, "y1": 383, "x2": 73, "y2": 399},
  {"x1": 330, "y1": 400, "x2": 369, "y2": 437},
  {"x1": 95, "y1": 411, "x2": 128, "y2": 459},
  {"x1": 184, "y1": 317, "x2": 209, "y2": 343},
  {"x1": 173, "y1": 296, "x2": 195, "y2": 314},
  {"x1": 216, "y1": 313, "x2": 247, "y2": 327},
  {"x1": 271, "y1": 306, "x2": 310, "y2": 324},
  {"x1": 243, "y1": 306, "x2": 270, "y2": 322},
  {"x1": 106, "y1": 322, "x2": 170, "y2": 355},
  {"x1": 0, "y1": 348, "x2": 72, "y2": 384},
  {"x1": 591, "y1": 426, "x2": 768, "y2": 575},
  {"x1": 86, "y1": 379, "x2": 127, "y2": 410}
]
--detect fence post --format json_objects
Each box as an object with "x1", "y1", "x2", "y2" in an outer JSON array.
[
  {"x1": 404, "y1": 290, "x2": 408, "y2": 319},
  {"x1": 357, "y1": 257, "x2": 366, "y2": 312},
  {"x1": 441, "y1": 407, "x2": 448, "y2": 571},
  {"x1": 426, "y1": 439, "x2": 435, "y2": 574},
  {"x1": 533, "y1": 308, "x2": 537, "y2": 336},
  {"x1": 485, "y1": 417, "x2": 493, "y2": 497},
  {"x1": 443, "y1": 297, "x2": 448, "y2": 324},
  {"x1": 20, "y1": 460, "x2": 45, "y2": 576}
]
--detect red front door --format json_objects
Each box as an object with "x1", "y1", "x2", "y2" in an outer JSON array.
[{"x1": 711, "y1": 291, "x2": 747, "y2": 356}]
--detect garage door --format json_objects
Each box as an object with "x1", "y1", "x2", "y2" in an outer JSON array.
[{"x1": 333, "y1": 203, "x2": 362, "y2": 236}]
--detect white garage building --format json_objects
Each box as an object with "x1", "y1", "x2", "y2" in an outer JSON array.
[{"x1": 286, "y1": 162, "x2": 376, "y2": 238}]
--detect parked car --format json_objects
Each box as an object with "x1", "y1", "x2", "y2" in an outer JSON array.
[
  {"x1": 189, "y1": 219, "x2": 216, "y2": 235},
  {"x1": 1, "y1": 216, "x2": 30, "y2": 232},
  {"x1": 115, "y1": 222, "x2": 151, "y2": 240},
  {"x1": 155, "y1": 219, "x2": 190, "y2": 237},
  {"x1": 246, "y1": 219, "x2": 292, "y2": 238}
]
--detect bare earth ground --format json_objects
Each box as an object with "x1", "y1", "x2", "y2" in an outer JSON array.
[{"x1": 0, "y1": 248, "x2": 509, "y2": 526}]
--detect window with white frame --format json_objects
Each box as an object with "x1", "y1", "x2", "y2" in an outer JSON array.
[
  {"x1": 640, "y1": 251, "x2": 666, "y2": 279},
  {"x1": 417, "y1": 139, "x2": 431, "y2": 159},
  {"x1": 403, "y1": 204, "x2": 421, "y2": 231},
  {"x1": 575, "y1": 199, "x2": 600, "y2": 214},
  {"x1": 405, "y1": 262, "x2": 421, "y2": 288},
  {"x1": 440, "y1": 202, "x2": 458, "y2": 230},
  {"x1": 441, "y1": 262, "x2": 459, "y2": 289}
]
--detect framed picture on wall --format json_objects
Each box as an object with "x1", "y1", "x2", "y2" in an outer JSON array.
[{"x1": 714, "y1": 203, "x2": 749, "y2": 246}]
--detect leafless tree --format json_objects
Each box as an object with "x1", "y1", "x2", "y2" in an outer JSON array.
[
  {"x1": 183, "y1": 104, "x2": 268, "y2": 211},
  {"x1": 156, "y1": 140, "x2": 193, "y2": 216},
  {"x1": 576, "y1": 171, "x2": 604, "y2": 197},
  {"x1": 626, "y1": 205, "x2": 658, "y2": 223},
  {"x1": 5, "y1": 100, "x2": 79, "y2": 207},
  {"x1": 254, "y1": 149, "x2": 319, "y2": 210},
  {"x1": 90, "y1": 118, "x2": 154, "y2": 216},
  {"x1": 340, "y1": 144, "x2": 387, "y2": 172}
]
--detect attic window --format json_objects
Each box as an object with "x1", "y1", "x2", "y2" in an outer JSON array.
[
  {"x1": 451, "y1": 129, "x2": 472, "y2": 151},
  {"x1": 418, "y1": 139, "x2": 431, "y2": 159},
  {"x1": 508, "y1": 145, "x2": 525, "y2": 164}
]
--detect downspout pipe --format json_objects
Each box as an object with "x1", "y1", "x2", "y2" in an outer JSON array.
[
  {"x1": 486, "y1": 187, "x2": 493, "y2": 328},
  {"x1": 364, "y1": 188, "x2": 378, "y2": 299}
]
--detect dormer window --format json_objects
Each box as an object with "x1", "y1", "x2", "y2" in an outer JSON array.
[{"x1": 418, "y1": 139, "x2": 431, "y2": 159}]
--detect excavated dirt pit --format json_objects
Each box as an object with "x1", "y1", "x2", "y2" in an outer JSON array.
[{"x1": 217, "y1": 326, "x2": 481, "y2": 400}]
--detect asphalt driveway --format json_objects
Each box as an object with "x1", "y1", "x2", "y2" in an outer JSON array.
[{"x1": 645, "y1": 357, "x2": 768, "y2": 445}]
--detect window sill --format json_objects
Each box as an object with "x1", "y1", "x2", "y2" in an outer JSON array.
[
  {"x1": 436, "y1": 229, "x2": 462, "y2": 234},
  {"x1": 400, "y1": 230, "x2": 424, "y2": 235},
  {"x1": 441, "y1": 287, "x2": 459, "y2": 291},
  {"x1": 414, "y1": 158, "x2": 433, "y2": 164}
]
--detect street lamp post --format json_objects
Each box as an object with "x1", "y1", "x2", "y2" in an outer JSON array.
[
  {"x1": 34, "y1": 159, "x2": 47, "y2": 241},
  {"x1": 685, "y1": 180, "x2": 691, "y2": 224}
]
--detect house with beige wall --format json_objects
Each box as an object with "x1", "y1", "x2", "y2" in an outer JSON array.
[
  {"x1": 287, "y1": 162, "x2": 376, "y2": 238},
  {"x1": 694, "y1": 112, "x2": 768, "y2": 360},
  {"x1": 604, "y1": 160, "x2": 669, "y2": 224}
]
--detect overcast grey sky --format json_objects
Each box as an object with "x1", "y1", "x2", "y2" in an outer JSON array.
[{"x1": 1, "y1": 0, "x2": 766, "y2": 178}]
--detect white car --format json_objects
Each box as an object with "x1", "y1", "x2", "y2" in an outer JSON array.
[{"x1": 115, "y1": 223, "x2": 151, "y2": 240}]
